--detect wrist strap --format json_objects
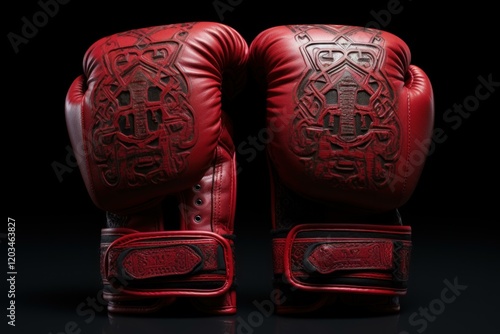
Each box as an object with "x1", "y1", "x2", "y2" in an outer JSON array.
[
  {"x1": 101, "y1": 228, "x2": 234, "y2": 298},
  {"x1": 272, "y1": 224, "x2": 411, "y2": 295}
]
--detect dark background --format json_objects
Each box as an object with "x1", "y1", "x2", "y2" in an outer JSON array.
[{"x1": 3, "y1": 0, "x2": 499, "y2": 333}]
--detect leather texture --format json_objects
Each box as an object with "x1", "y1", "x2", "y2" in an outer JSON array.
[
  {"x1": 249, "y1": 24, "x2": 434, "y2": 314},
  {"x1": 65, "y1": 22, "x2": 248, "y2": 315}
]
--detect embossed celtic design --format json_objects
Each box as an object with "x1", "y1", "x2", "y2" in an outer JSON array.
[
  {"x1": 289, "y1": 26, "x2": 401, "y2": 190},
  {"x1": 90, "y1": 24, "x2": 197, "y2": 188}
]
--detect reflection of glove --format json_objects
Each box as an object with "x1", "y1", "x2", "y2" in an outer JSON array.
[
  {"x1": 104, "y1": 314, "x2": 235, "y2": 334},
  {"x1": 65, "y1": 22, "x2": 248, "y2": 315},
  {"x1": 250, "y1": 24, "x2": 434, "y2": 314}
]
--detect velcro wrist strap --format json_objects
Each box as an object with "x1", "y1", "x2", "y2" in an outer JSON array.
[
  {"x1": 273, "y1": 224, "x2": 411, "y2": 295},
  {"x1": 101, "y1": 229, "x2": 234, "y2": 298}
]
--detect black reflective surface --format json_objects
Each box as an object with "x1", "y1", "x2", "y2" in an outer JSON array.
[
  {"x1": 6, "y1": 218, "x2": 498, "y2": 334},
  {"x1": 4, "y1": 0, "x2": 499, "y2": 333}
]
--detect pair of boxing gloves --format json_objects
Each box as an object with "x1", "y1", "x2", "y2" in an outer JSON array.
[{"x1": 65, "y1": 22, "x2": 434, "y2": 315}]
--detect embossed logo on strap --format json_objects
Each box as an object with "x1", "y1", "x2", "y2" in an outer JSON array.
[
  {"x1": 122, "y1": 245, "x2": 202, "y2": 279},
  {"x1": 305, "y1": 241, "x2": 393, "y2": 274}
]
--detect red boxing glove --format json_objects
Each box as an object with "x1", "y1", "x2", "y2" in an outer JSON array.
[
  {"x1": 65, "y1": 22, "x2": 248, "y2": 315},
  {"x1": 249, "y1": 24, "x2": 434, "y2": 314}
]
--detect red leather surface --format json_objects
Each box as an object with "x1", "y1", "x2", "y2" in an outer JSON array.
[
  {"x1": 249, "y1": 24, "x2": 433, "y2": 314},
  {"x1": 102, "y1": 229, "x2": 234, "y2": 296},
  {"x1": 65, "y1": 22, "x2": 248, "y2": 315},
  {"x1": 66, "y1": 22, "x2": 247, "y2": 214},
  {"x1": 250, "y1": 24, "x2": 434, "y2": 213},
  {"x1": 280, "y1": 224, "x2": 411, "y2": 294}
]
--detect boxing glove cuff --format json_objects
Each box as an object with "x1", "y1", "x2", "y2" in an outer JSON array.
[
  {"x1": 101, "y1": 228, "x2": 235, "y2": 298},
  {"x1": 273, "y1": 224, "x2": 411, "y2": 295}
]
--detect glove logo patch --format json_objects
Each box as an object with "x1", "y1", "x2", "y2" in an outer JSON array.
[
  {"x1": 122, "y1": 245, "x2": 202, "y2": 279},
  {"x1": 290, "y1": 26, "x2": 401, "y2": 190},
  {"x1": 306, "y1": 241, "x2": 394, "y2": 274},
  {"x1": 90, "y1": 26, "x2": 197, "y2": 188}
]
